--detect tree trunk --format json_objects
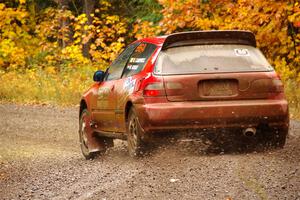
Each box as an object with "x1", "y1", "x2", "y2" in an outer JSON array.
[
  {"x1": 57, "y1": 0, "x2": 71, "y2": 48},
  {"x1": 82, "y1": 0, "x2": 95, "y2": 58}
]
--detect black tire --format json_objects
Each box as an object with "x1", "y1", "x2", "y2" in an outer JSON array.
[
  {"x1": 270, "y1": 128, "x2": 288, "y2": 148},
  {"x1": 261, "y1": 128, "x2": 288, "y2": 148},
  {"x1": 79, "y1": 109, "x2": 100, "y2": 159},
  {"x1": 127, "y1": 108, "x2": 145, "y2": 157}
]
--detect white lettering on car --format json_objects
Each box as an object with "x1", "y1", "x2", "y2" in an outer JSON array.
[
  {"x1": 130, "y1": 58, "x2": 146, "y2": 63},
  {"x1": 127, "y1": 64, "x2": 139, "y2": 70}
]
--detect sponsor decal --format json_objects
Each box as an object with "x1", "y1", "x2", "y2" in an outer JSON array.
[
  {"x1": 123, "y1": 77, "x2": 136, "y2": 94},
  {"x1": 127, "y1": 64, "x2": 139, "y2": 70},
  {"x1": 129, "y1": 58, "x2": 146, "y2": 63}
]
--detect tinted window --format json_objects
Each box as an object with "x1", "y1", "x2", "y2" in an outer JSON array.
[
  {"x1": 155, "y1": 45, "x2": 273, "y2": 75},
  {"x1": 106, "y1": 42, "x2": 140, "y2": 81},
  {"x1": 122, "y1": 43, "x2": 157, "y2": 78}
]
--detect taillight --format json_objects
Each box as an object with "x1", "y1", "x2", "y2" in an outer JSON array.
[
  {"x1": 268, "y1": 72, "x2": 285, "y2": 99},
  {"x1": 144, "y1": 89, "x2": 160, "y2": 96},
  {"x1": 250, "y1": 72, "x2": 285, "y2": 100},
  {"x1": 144, "y1": 82, "x2": 165, "y2": 96},
  {"x1": 138, "y1": 73, "x2": 166, "y2": 97},
  {"x1": 272, "y1": 79, "x2": 284, "y2": 92},
  {"x1": 270, "y1": 72, "x2": 284, "y2": 92}
]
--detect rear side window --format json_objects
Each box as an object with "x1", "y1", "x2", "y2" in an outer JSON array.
[
  {"x1": 154, "y1": 45, "x2": 273, "y2": 75},
  {"x1": 122, "y1": 43, "x2": 157, "y2": 78}
]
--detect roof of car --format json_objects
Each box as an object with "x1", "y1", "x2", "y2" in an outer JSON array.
[
  {"x1": 135, "y1": 30, "x2": 256, "y2": 49},
  {"x1": 135, "y1": 36, "x2": 166, "y2": 46}
]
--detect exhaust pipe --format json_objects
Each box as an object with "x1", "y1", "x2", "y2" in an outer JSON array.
[{"x1": 243, "y1": 127, "x2": 256, "y2": 137}]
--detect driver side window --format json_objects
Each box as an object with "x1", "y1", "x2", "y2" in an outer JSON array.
[{"x1": 106, "y1": 43, "x2": 140, "y2": 81}]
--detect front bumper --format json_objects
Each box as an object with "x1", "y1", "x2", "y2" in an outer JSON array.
[{"x1": 135, "y1": 99, "x2": 289, "y2": 132}]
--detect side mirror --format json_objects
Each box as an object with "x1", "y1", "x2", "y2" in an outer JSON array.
[{"x1": 93, "y1": 70, "x2": 105, "y2": 82}]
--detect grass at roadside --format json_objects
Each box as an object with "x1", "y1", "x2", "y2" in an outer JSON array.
[
  {"x1": 284, "y1": 79, "x2": 300, "y2": 119},
  {"x1": 0, "y1": 66, "x2": 95, "y2": 106}
]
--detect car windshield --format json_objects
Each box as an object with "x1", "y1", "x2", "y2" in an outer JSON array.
[{"x1": 154, "y1": 44, "x2": 273, "y2": 75}]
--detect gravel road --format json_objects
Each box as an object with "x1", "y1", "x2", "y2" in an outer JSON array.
[{"x1": 0, "y1": 104, "x2": 299, "y2": 200}]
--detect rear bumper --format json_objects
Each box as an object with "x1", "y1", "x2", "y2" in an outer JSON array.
[{"x1": 135, "y1": 99, "x2": 289, "y2": 132}]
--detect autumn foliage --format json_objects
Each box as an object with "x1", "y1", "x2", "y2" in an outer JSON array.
[{"x1": 0, "y1": 0, "x2": 299, "y2": 115}]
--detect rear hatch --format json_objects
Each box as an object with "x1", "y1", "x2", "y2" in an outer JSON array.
[{"x1": 154, "y1": 44, "x2": 282, "y2": 101}]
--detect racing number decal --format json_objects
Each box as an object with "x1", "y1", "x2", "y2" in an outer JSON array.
[{"x1": 234, "y1": 49, "x2": 250, "y2": 56}]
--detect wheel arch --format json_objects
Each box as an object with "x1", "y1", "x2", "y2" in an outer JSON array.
[
  {"x1": 125, "y1": 101, "x2": 133, "y2": 123},
  {"x1": 79, "y1": 99, "x2": 88, "y2": 118}
]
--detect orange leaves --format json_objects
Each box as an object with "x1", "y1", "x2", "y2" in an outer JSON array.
[
  {"x1": 132, "y1": 21, "x2": 161, "y2": 40},
  {"x1": 158, "y1": 0, "x2": 198, "y2": 33},
  {"x1": 288, "y1": 2, "x2": 300, "y2": 27},
  {"x1": 0, "y1": 0, "x2": 299, "y2": 85},
  {"x1": 155, "y1": 0, "x2": 300, "y2": 82}
]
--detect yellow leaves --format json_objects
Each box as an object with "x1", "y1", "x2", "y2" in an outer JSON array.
[
  {"x1": 99, "y1": 0, "x2": 111, "y2": 11},
  {"x1": 90, "y1": 44, "x2": 96, "y2": 50},
  {"x1": 61, "y1": 45, "x2": 89, "y2": 65},
  {"x1": 77, "y1": 14, "x2": 88, "y2": 25},
  {"x1": 19, "y1": 0, "x2": 26, "y2": 4},
  {"x1": 0, "y1": 39, "x2": 27, "y2": 69},
  {"x1": 273, "y1": 57, "x2": 297, "y2": 82},
  {"x1": 83, "y1": 25, "x2": 89, "y2": 31},
  {"x1": 0, "y1": 3, "x2": 5, "y2": 10},
  {"x1": 288, "y1": 12, "x2": 300, "y2": 23},
  {"x1": 105, "y1": 15, "x2": 119, "y2": 25},
  {"x1": 64, "y1": 5, "x2": 127, "y2": 64},
  {"x1": 117, "y1": 37, "x2": 124, "y2": 42}
]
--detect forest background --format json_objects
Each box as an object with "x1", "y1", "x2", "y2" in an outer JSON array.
[{"x1": 0, "y1": 0, "x2": 299, "y2": 118}]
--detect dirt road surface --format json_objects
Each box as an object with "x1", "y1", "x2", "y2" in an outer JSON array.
[{"x1": 0, "y1": 104, "x2": 299, "y2": 200}]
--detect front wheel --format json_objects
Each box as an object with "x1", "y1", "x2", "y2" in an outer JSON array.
[{"x1": 127, "y1": 108, "x2": 145, "y2": 157}]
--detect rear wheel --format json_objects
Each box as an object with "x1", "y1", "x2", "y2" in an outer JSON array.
[
  {"x1": 269, "y1": 128, "x2": 288, "y2": 148},
  {"x1": 260, "y1": 127, "x2": 288, "y2": 148},
  {"x1": 127, "y1": 108, "x2": 145, "y2": 157}
]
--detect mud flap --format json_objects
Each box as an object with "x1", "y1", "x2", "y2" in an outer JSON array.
[
  {"x1": 81, "y1": 113, "x2": 107, "y2": 153},
  {"x1": 88, "y1": 136, "x2": 107, "y2": 153}
]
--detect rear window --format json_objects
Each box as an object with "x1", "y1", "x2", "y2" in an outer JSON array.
[{"x1": 154, "y1": 45, "x2": 273, "y2": 75}]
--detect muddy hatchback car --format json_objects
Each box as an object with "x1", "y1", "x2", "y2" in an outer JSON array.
[{"x1": 79, "y1": 30, "x2": 289, "y2": 159}]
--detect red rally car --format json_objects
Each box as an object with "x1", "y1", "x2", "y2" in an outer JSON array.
[{"x1": 79, "y1": 30, "x2": 289, "y2": 159}]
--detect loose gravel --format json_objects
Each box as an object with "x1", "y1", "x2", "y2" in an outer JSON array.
[{"x1": 0, "y1": 104, "x2": 299, "y2": 200}]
